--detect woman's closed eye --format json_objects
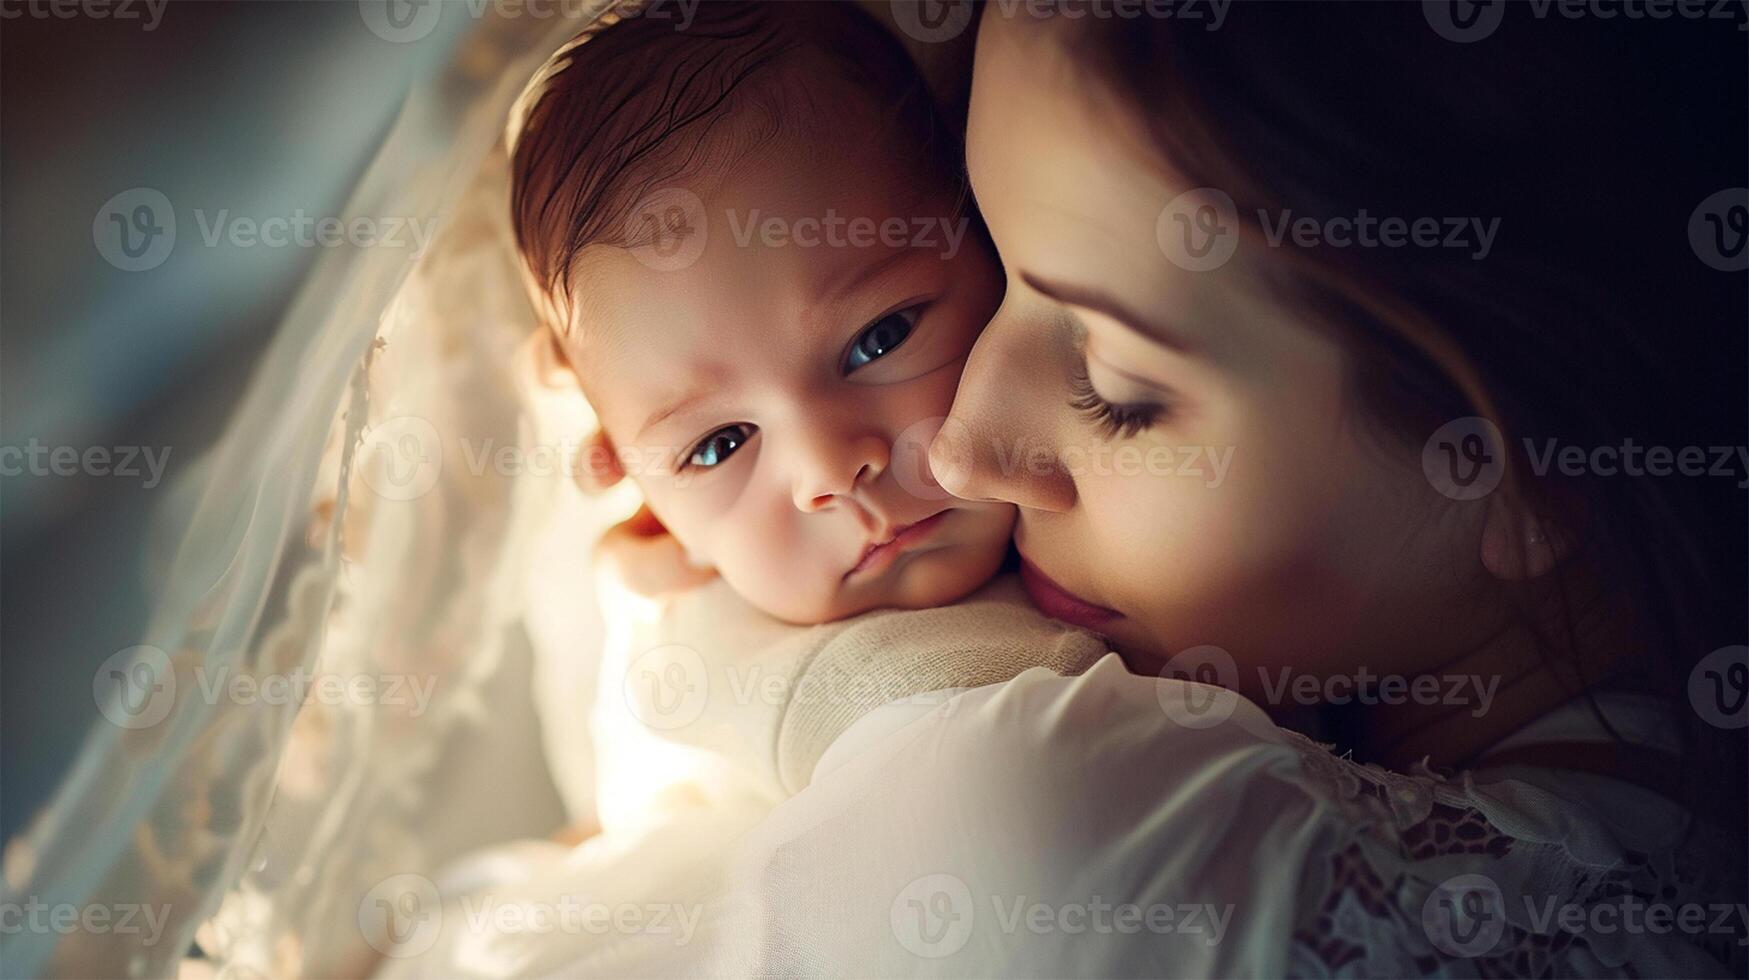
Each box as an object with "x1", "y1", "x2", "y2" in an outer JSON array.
[
  {"x1": 684, "y1": 423, "x2": 757, "y2": 471},
  {"x1": 1068, "y1": 360, "x2": 1169, "y2": 438}
]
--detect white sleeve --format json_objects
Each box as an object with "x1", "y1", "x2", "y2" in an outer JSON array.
[{"x1": 594, "y1": 653, "x2": 1344, "y2": 978}]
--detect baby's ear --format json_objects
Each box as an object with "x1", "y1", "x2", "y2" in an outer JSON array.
[
  {"x1": 512, "y1": 328, "x2": 625, "y2": 495},
  {"x1": 514, "y1": 326, "x2": 578, "y2": 392}
]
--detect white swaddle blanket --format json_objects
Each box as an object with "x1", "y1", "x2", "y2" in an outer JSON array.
[
  {"x1": 374, "y1": 572, "x2": 1105, "y2": 976},
  {"x1": 611, "y1": 572, "x2": 1109, "y2": 799}
]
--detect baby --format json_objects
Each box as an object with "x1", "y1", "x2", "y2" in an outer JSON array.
[
  {"x1": 509, "y1": 0, "x2": 1016, "y2": 626},
  {"x1": 368, "y1": 7, "x2": 1107, "y2": 971}
]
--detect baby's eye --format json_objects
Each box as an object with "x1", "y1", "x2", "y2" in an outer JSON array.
[
  {"x1": 842, "y1": 308, "x2": 919, "y2": 374},
  {"x1": 686, "y1": 424, "x2": 756, "y2": 469}
]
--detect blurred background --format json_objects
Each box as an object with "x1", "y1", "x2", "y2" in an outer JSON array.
[
  {"x1": 0, "y1": 0, "x2": 479, "y2": 844},
  {"x1": 0, "y1": 0, "x2": 976, "y2": 851}
]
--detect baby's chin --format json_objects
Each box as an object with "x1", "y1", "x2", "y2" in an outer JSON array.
[{"x1": 763, "y1": 538, "x2": 1011, "y2": 626}]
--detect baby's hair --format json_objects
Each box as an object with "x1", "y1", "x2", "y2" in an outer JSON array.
[{"x1": 510, "y1": 0, "x2": 961, "y2": 340}]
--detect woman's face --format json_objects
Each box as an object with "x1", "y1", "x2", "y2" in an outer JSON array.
[{"x1": 940, "y1": 14, "x2": 1493, "y2": 688}]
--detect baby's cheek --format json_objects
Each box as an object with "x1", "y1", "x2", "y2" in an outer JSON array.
[{"x1": 706, "y1": 500, "x2": 843, "y2": 622}]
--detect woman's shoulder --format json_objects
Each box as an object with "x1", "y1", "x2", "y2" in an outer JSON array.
[{"x1": 785, "y1": 656, "x2": 1743, "y2": 977}]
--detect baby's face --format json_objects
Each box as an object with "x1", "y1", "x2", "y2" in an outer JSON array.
[{"x1": 570, "y1": 120, "x2": 1014, "y2": 624}]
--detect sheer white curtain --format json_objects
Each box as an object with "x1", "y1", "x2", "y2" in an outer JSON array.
[{"x1": 1, "y1": 6, "x2": 615, "y2": 976}]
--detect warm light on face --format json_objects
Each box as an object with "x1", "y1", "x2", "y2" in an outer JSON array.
[{"x1": 570, "y1": 97, "x2": 1013, "y2": 625}]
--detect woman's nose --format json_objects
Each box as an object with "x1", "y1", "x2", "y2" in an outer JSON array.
[
  {"x1": 792, "y1": 431, "x2": 890, "y2": 513},
  {"x1": 931, "y1": 310, "x2": 1076, "y2": 513}
]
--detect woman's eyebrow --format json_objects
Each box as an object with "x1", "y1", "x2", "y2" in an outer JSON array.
[{"x1": 1019, "y1": 271, "x2": 1194, "y2": 354}]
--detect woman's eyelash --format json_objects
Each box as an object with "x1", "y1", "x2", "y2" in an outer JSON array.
[{"x1": 1067, "y1": 361, "x2": 1166, "y2": 438}]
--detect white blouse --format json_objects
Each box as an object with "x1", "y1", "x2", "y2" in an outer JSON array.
[
  {"x1": 379, "y1": 641, "x2": 1741, "y2": 978},
  {"x1": 554, "y1": 655, "x2": 1742, "y2": 978}
]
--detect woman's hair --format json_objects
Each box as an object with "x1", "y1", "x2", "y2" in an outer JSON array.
[
  {"x1": 509, "y1": 0, "x2": 961, "y2": 337},
  {"x1": 1053, "y1": 3, "x2": 1745, "y2": 818}
]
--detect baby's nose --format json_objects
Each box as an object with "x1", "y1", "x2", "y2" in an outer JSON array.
[{"x1": 793, "y1": 434, "x2": 889, "y2": 512}]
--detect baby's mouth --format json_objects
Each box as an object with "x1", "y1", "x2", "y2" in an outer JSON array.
[{"x1": 844, "y1": 510, "x2": 951, "y2": 580}]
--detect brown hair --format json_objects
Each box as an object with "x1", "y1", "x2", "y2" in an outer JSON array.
[
  {"x1": 1055, "y1": 3, "x2": 1746, "y2": 821},
  {"x1": 510, "y1": 0, "x2": 962, "y2": 338}
]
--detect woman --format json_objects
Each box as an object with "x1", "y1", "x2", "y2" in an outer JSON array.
[
  {"x1": 20, "y1": 2, "x2": 1736, "y2": 977},
  {"x1": 582, "y1": 4, "x2": 1746, "y2": 976}
]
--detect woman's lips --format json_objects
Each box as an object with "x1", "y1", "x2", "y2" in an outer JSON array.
[
  {"x1": 846, "y1": 511, "x2": 950, "y2": 579},
  {"x1": 1018, "y1": 555, "x2": 1119, "y2": 629}
]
